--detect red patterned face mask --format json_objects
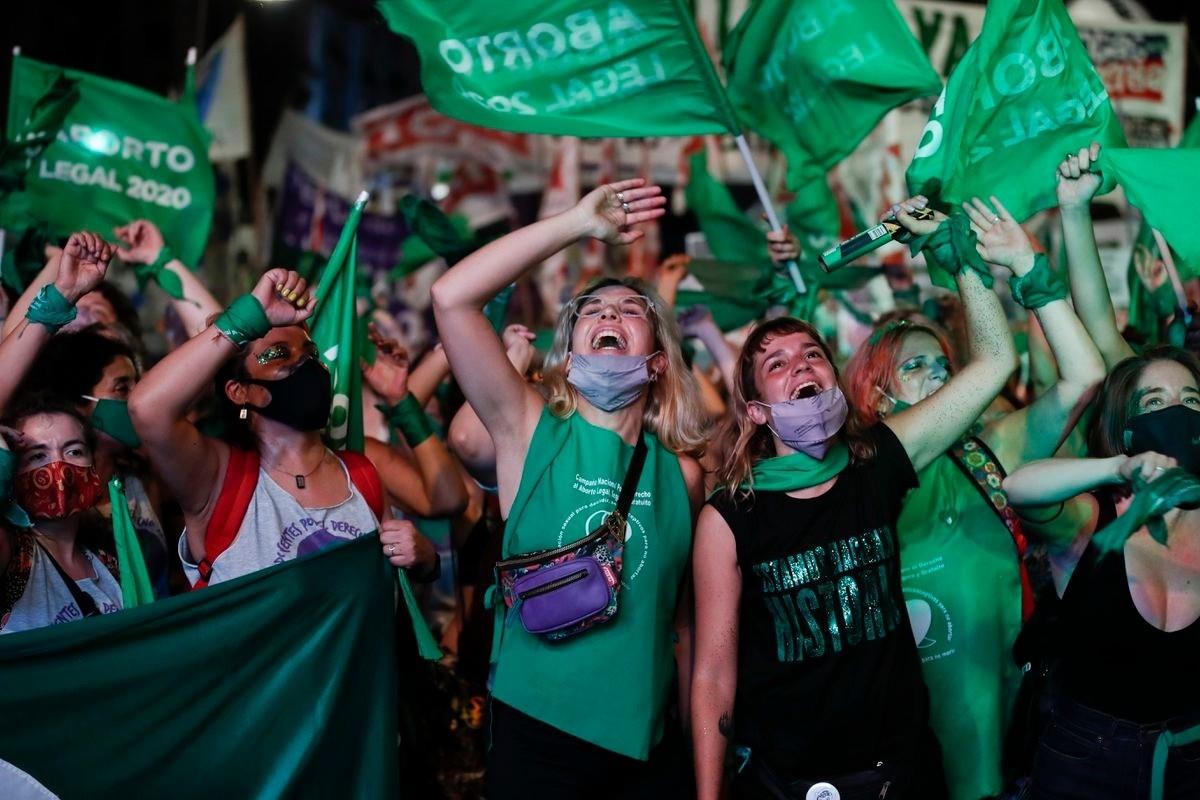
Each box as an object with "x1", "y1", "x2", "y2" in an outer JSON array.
[{"x1": 14, "y1": 461, "x2": 104, "y2": 520}]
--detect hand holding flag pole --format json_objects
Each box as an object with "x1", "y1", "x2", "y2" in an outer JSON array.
[
  {"x1": 734, "y1": 134, "x2": 806, "y2": 295},
  {"x1": 1151, "y1": 229, "x2": 1192, "y2": 327}
]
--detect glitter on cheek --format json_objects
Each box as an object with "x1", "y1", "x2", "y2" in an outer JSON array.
[{"x1": 256, "y1": 345, "x2": 288, "y2": 366}]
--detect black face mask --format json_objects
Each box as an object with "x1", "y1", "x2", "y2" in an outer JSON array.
[
  {"x1": 1124, "y1": 404, "x2": 1200, "y2": 476},
  {"x1": 246, "y1": 357, "x2": 333, "y2": 432}
]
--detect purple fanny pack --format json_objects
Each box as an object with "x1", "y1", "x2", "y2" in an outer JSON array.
[{"x1": 494, "y1": 434, "x2": 647, "y2": 642}]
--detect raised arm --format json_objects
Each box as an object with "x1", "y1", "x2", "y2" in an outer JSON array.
[
  {"x1": 884, "y1": 198, "x2": 1017, "y2": 471},
  {"x1": 430, "y1": 179, "x2": 665, "y2": 458},
  {"x1": 406, "y1": 344, "x2": 452, "y2": 408},
  {"x1": 114, "y1": 219, "x2": 222, "y2": 338},
  {"x1": 363, "y1": 326, "x2": 467, "y2": 517},
  {"x1": 975, "y1": 202, "x2": 1106, "y2": 468},
  {"x1": 0, "y1": 233, "x2": 113, "y2": 413},
  {"x1": 691, "y1": 505, "x2": 740, "y2": 800},
  {"x1": 128, "y1": 269, "x2": 313, "y2": 527},
  {"x1": 1057, "y1": 143, "x2": 1135, "y2": 369},
  {"x1": 2, "y1": 249, "x2": 62, "y2": 340}
]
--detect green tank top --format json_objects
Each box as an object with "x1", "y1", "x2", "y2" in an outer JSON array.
[
  {"x1": 492, "y1": 408, "x2": 691, "y2": 760},
  {"x1": 898, "y1": 447, "x2": 1024, "y2": 800}
]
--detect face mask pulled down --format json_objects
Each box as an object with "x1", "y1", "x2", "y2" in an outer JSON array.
[
  {"x1": 567, "y1": 353, "x2": 656, "y2": 412},
  {"x1": 756, "y1": 386, "x2": 849, "y2": 459}
]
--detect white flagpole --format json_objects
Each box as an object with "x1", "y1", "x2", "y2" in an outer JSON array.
[
  {"x1": 733, "y1": 134, "x2": 807, "y2": 295},
  {"x1": 1152, "y1": 228, "x2": 1192, "y2": 326}
]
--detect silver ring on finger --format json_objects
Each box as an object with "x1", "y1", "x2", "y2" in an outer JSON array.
[
  {"x1": 991, "y1": 215, "x2": 1000, "y2": 223},
  {"x1": 622, "y1": 202, "x2": 631, "y2": 213},
  {"x1": 1155, "y1": 466, "x2": 1166, "y2": 472},
  {"x1": 387, "y1": 544, "x2": 396, "y2": 556}
]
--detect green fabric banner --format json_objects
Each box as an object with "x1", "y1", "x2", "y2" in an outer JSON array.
[
  {"x1": 376, "y1": 0, "x2": 740, "y2": 137},
  {"x1": 724, "y1": 0, "x2": 940, "y2": 190},
  {"x1": 0, "y1": 536, "x2": 399, "y2": 799},
  {"x1": 311, "y1": 194, "x2": 368, "y2": 454},
  {"x1": 906, "y1": 0, "x2": 1125, "y2": 222},
  {"x1": 4, "y1": 55, "x2": 215, "y2": 267},
  {"x1": 1107, "y1": 149, "x2": 1200, "y2": 268}
]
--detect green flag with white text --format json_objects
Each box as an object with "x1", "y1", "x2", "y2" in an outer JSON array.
[
  {"x1": 376, "y1": 0, "x2": 740, "y2": 137},
  {"x1": 4, "y1": 55, "x2": 214, "y2": 266},
  {"x1": 724, "y1": 0, "x2": 940, "y2": 191},
  {"x1": 310, "y1": 194, "x2": 367, "y2": 453},
  {"x1": 906, "y1": 0, "x2": 1125, "y2": 222}
]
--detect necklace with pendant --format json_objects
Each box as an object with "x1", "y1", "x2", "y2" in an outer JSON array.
[{"x1": 266, "y1": 450, "x2": 326, "y2": 489}]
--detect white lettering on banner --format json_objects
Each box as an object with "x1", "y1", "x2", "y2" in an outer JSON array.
[
  {"x1": 438, "y1": 2, "x2": 647, "y2": 76},
  {"x1": 58, "y1": 124, "x2": 198, "y2": 174},
  {"x1": 36, "y1": 159, "x2": 194, "y2": 210}
]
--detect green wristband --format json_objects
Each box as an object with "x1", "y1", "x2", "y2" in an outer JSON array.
[
  {"x1": 910, "y1": 213, "x2": 994, "y2": 291},
  {"x1": 214, "y1": 294, "x2": 271, "y2": 348},
  {"x1": 0, "y1": 448, "x2": 32, "y2": 529},
  {"x1": 25, "y1": 283, "x2": 77, "y2": 333},
  {"x1": 1009, "y1": 254, "x2": 1068, "y2": 310},
  {"x1": 132, "y1": 244, "x2": 186, "y2": 301},
  {"x1": 377, "y1": 394, "x2": 435, "y2": 446}
]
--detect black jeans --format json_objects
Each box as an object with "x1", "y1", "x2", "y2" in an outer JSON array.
[
  {"x1": 485, "y1": 700, "x2": 692, "y2": 800},
  {"x1": 1030, "y1": 697, "x2": 1200, "y2": 799}
]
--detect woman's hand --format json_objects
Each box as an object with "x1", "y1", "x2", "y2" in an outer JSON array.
[
  {"x1": 113, "y1": 219, "x2": 165, "y2": 265},
  {"x1": 250, "y1": 268, "x2": 316, "y2": 327},
  {"x1": 573, "y1": 178, "x2": 667, "y2": 245},
  {"x1": 766, "y1": 226, "x2": 800, "y2": 264},
  {"x1": 54, "y1": 231, "x2": 114, "y2": 303},
  {"x1": 380, "y1": 519, "x2": 436, "y2": 572},
  {"x1": 1118, "y1": 451, "x2": 1178, "y2": 484},
  {"x1": 362, "y1": 323, "x2": 410, "y2": 405},
  {"x1": 501, "y1": 324, "x2": 536, "y2": 373},
  {"x1": 962, "y1": 196, "x2": 1035, "y2": 276},
  {"x1": 1056, "y1": 142, "x2": 1103, "y2": 211},
  {"x1": 891, "y1": 195, "x2": 947, "y2": 237}
]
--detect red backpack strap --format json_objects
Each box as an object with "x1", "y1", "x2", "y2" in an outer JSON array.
[
  {"x1": 195, "y1": 448, "x2": 261, "y2": 589},
  {"x1": 336, "y1": 450, "x2": 385, "y2": 521}
]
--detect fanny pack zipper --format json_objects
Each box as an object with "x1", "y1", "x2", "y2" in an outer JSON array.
[
  {"x1": 495, "y1": 513, "x2": 623, "y2": 571},
  {"x1": 518, "y1": 568, "x2": 589, "y2": 601}
]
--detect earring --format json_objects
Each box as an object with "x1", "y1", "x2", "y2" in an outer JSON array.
[{"x1": 239, "y1": 407, "x2": 248, "y2": 420}]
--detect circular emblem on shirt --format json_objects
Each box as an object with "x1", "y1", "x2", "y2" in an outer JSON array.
[
  {"x1": 557, "y1": 499, "x2": 649, "y2": 584},
  {"x1": 806, "y1": 782, "x2": 840, "y2": 800},
  {"x1": 905, "y1": 586, "x2": 954, "y2": 662}
]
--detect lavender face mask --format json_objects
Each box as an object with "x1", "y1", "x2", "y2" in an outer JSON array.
[
  {"x1": 756, "y1": 386, "x2": 849, "y2": 459},
  {"x1": 567, "y1": 353, "x2": 656, "y2": 412}
]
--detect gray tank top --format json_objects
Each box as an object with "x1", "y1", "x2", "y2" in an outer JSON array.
[{"x1": 179, "y1": 453, "x2": 379, "y2": 586}]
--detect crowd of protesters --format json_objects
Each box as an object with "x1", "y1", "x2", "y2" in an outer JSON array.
[{"x1": 2, "y1": 141, "x2": 1199, "y2": 800}]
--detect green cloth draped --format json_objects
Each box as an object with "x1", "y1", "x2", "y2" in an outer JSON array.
[
  {"x1": 0, "y1": 536, "x2": 399, "y2": 798},
  {"x1": 1092, "y1": 468, "x2": 1200, "y2": 554},
  {"x1": 107, "y1": 476, "x2": 155, "y2": 609},
  {"x1": 0, "y1": 449, "x2": 32, "y2": 529},
  {"x1": 911, "y1": 213, "x2": 993, "y2": 290},
  {"x1": 746, "y1": 441, "x2": 850, "y2": 492},
  {"x1": 1009, "y1": 253, "x2": 1067, "y2": 310},
  {"x1": 1106, "y1": 149, "x2": 1200, "y2": 269},
  {"x1": 130, "y1": 244, "x2": 186, "y2": 301}
]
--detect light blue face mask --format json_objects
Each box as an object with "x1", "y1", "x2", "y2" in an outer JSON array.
[{"x1": 567, "y1": 353, "x2": 658, "y2": 412}]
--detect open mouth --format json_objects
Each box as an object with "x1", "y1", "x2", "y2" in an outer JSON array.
[
  {"x1": 791, "y1": 382, "x2": 820, "y2": 400},
  {"x1": 591, "y1": 329, "x2": 628, "y2": 351}
]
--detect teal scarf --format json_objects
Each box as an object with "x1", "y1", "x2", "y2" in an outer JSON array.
[{"x1": 747, "y1": 441, "x2": 850, "y2": 492}]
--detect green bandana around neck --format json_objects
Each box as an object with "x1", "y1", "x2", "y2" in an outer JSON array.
[{"x1": 745, "y1": 440, "x2": 850, "y2": 492}]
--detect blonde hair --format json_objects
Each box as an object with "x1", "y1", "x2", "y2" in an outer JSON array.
[
  {"x1": 541, "y1": 278, "x2": 709, "y2": 457},
  {"x1": 717, "y1": 317, "x2": 877, "y2": 500}
]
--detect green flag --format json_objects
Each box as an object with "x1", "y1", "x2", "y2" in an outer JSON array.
[
  {"x1": 310, "y1": 193, "x2": 368, "y2": 454},
  {"x1": 108, "y1": 477, "x2": 155, "y2": 609},
  {"x1": 683, "y1": 151, "x2": 880, "y2": 325},
  {"x1": 723, "y1": 0, "x2": 940, "y2": 190},
  {"x1": 4, "y1": 55, "x2": 214, "y2": 267},
  {"x1": 376, "y1": 0, "x2": 740, "y2": 137},
  {"x1": 906, "y1": 0, "x2": 1126, "y2": 222},
  {"x1": 0, "y1": 537, "x2": 399, "y2": 798},
  {"x1": 0, "y1": 72, "x2": 78, "y2": 194},
  {"x1": 1106, "y1": 149, "x2": 1200, "y2": 268}
]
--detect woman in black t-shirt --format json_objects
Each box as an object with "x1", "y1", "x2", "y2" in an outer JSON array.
[{"x1": 691, "y1": 197, "x2": 1021, "y2": 800}]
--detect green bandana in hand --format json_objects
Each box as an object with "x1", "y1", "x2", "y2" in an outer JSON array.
[
  {"x1": 131, "y1": 245, "x2": 186, "y2": 301},
  {"x1": 910, "y1": 213, "x2": 993, "y2": 291},
  {"x1": 1092, "y1": 467, "x2": 1200, "y2": 555},
  {"x1": 745, "y1": 440, "x2": 850, "y2": 492},
  {"x1": 1009, "y1": 253, "x2": 1068, "y2": 310}
]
